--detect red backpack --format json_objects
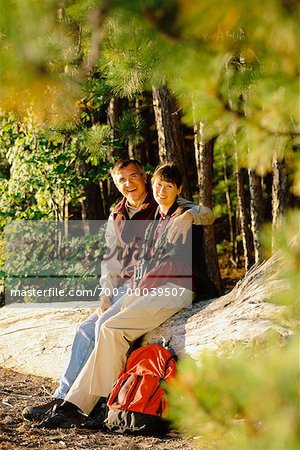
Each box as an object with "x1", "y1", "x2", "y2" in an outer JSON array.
[{"x1": 104, "y1": 343, "x2": 177, "y2": 435}]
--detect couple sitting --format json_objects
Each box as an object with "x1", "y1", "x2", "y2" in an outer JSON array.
[{"x1": 23, "y1": 160, "x2": 217, "y2": 429}]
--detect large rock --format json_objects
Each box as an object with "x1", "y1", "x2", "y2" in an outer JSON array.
[
  {"x1": 0, "y1": 302, "x2": 96, "y2": 380},
  {"x1": 0, "y1": 255, "x2": 290, "y2": 382}
]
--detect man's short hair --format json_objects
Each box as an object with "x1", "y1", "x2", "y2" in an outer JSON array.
[
  {"x1": 110, "y1": 159, "x2": 145, "y2": 182},
  {"x1": 151, "y1": 164, "x2": 182, "y2": 188}
]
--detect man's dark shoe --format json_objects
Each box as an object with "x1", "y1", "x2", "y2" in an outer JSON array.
[
  {"x1": 35, "y1": 401, "x2": 86, "y2": 429},
  {"x1": 22, "y1": 398, "x2": 64, "y2": 422},
  {"x1": 81, "y1": 397, "x2": 108, "y2": 430}
]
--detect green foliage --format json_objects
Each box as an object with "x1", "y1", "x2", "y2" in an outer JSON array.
[
  {"x1": 167, "y1": 211, "x2": 300, "y2": 449},
  {"x1": 78, "y1": 76, "x2": 113, "y2": 124},
  {"x1": 100, "y1": 11, "x2": 160, "y2": 97},
  {"x1": 77, "y1": 124, "x2": 112, "y2": 165},
  {"x1": 168, "y1": 336, "x2": 299, "y2": 450},
  {"x1": 0, "y1": 113, "x2": 85, "y2": 227},
  {"x1": 117, "y1": 111, "x2": 145, "y2": 147},
  {"x1": 65, "y1": 0, "x2": 97, "y2": 21},
  {"x1": 143, "y1": 0, "x2": 299, "y2": 184},
  {"x1": 0, "y1": 0, "x2": 299, "y2": 182}
]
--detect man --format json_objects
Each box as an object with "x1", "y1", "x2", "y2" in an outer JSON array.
[{"x1": 23, "y1": 159, "x2": 214, "y2": 423}]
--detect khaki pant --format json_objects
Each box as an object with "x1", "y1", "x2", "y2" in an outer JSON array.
[{"x1": 65, "y1": 283, "x2": 192, "y2": 414}]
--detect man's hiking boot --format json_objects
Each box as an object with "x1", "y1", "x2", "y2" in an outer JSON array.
[
  {"x1": 81, "y1": 397, "x2": 108, "y2": 430},
  {"x1": 22, "y1": 398, "x2": 64, "y2": 422},
  {"x1": 35, "y1": 401, "x2": 86, "y2": 429}
]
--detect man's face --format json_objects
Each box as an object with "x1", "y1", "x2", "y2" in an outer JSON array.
[{"x1": 114, "y1": 163, "x2": 147, "y2": 206}]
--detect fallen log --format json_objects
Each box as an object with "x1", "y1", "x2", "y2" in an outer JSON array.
[
  {"x1": 141, "y1": 256, "x2": 290, "y2": 354},
  {"x1": 0, "y1": 254, "x2": 290, "y2": 382}
]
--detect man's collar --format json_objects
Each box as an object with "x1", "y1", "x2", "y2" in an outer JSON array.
[
  {"x1": 125, "y1": 192, "x2": 148, "y2": 211},
  {"x1": 113, "y1": 188, "x2": 155, "y2": 216}
]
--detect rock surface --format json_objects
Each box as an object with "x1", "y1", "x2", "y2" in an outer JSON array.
[{"x1": 0, "y1": 255, "x2": 290, "y2": 382}]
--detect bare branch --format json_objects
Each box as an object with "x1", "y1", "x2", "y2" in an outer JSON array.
[{"x1": 80, "y1": 0, "x2": 114, "y2": 78}]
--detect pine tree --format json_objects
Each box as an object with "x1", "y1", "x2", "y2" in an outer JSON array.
[
  {"x1": 248, "y1": 169, "x2": 264, "y2": 262},
  {"x1": 152, "y1": 84, "x2": 191, "y2": 199},
  {"x1": 234, "y1": 138, "x2": 254, "y2": 271},
  {"x1": 272, "y1": 154, "x2": 289, "y2": 251},
  {"x1": 194, "y1": 121, "x2": 222, "y2": 291}
]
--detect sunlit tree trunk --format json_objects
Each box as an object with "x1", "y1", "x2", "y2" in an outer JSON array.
[
  {"x1": 222, "y1": 148, "x2": 237, "y2": 264},
  {"x1": 234, "y1": 146, "x2": 254, "y2": 271},
  {"x1": 272, "y1": 154, "x2": 288, "y2": 251},
  {"x1": 126, "y1": 98, "x2": 137, "y2": 160},
  {"x1": 248, "y1": 169, "x2": 264, "y2": 262},
  {"x1": 152, "y1": 84, "x2": 191, "y2": 199},
  {"x1": 234, "y1": 208, "x2": 242, "y2": 267},
  {"x1": 194, "y1": 121, "x2": 222, "y2": 292}
]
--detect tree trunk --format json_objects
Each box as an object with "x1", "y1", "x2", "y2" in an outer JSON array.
[
  {"x1": 100, "y1": 179, "x2": 110, "y2": 217},
  {"x1": 152, "y1": 84, "x2": 191, "y2": 199},
  {"x1": 80, "y1": 163, "x2": 105, "y2": 232},
  {"x1": 272, "y1": 154, "x2": 288, "y2": 251},
  {"x1": 194, "y1": 121, "x2": 222, "y2": 292},
  {"x1": 128, "y1": 97, "x2": 148, "y2": 164},
  {"x1": 234, "y1": 147, "x2": 254, "y2": 271},
  {"x1": 107, "y1": 97, "x2": 123, "y2": 155},
  {"x1": 141, "y1": 92, "x2": 159, "y2": 167},
  {"x1": 222, "y1": 148, "x2": 237, "y2": 264},
  {"x1": 82, "y1": 182, "x2": 105, "y2": 220},
  {"x1": 234, "y1": 208, "x2": 242, "y2": 266},
  {"x1": 248, "y1": 169, "x2": 264, "y2": 262},
  {"x1": 105, "y1": 97, "x2": 125, "y2": 211}
]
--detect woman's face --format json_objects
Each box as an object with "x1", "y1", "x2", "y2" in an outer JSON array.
[{"x1": 152, "y1": 179, "x2": 182, "y2": 209}]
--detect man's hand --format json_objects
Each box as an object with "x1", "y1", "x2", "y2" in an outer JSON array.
[
  {"x1": 96, "y1": 295, "x2": 112, "y2": 315},
  {"x1": 167, "y1": 210, "x2": 194, "y2": 244}
]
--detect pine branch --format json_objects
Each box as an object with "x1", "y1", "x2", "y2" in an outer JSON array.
[{"x1": 216, "y1": 91, "x2": 300, "y2": 138}]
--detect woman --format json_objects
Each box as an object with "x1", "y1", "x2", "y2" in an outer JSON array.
[
  {"x1": 128, "y1": 163, "x2": 194, "y2": 301},
  {"x1": 137, "y1": 164, "x2": 218, "y2": 301}
]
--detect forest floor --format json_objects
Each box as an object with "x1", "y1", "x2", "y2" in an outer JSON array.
[{"x1": 0, "y1": 368, "x2": 195, "y2": 450}]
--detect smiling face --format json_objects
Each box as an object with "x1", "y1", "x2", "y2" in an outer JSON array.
[
  {"x1": 152, "y1": 179, "x2": 182, "y2": 212},
  {"x1": 113, "y1": 162, "x2": 147, "y2": 207}
]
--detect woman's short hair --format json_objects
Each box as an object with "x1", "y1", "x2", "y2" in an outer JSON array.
[{"x1": 151, "y1": 164, "x2": 182, "y2": 188}]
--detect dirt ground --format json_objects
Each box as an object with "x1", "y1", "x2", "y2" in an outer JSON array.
[{"x1": 0, "y1": 367, "x2": 195, "y2": 450}]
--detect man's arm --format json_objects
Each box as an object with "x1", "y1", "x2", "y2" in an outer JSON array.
[{"x1": 177, "y1": 197, "x2": 215, "y2": 225}]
